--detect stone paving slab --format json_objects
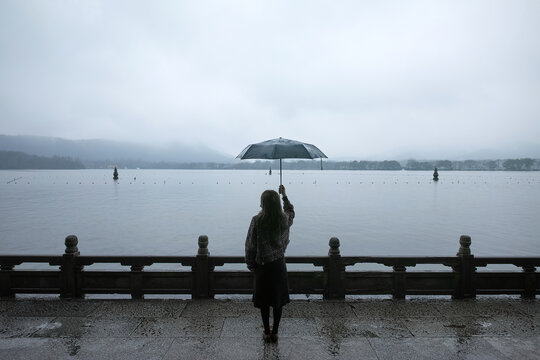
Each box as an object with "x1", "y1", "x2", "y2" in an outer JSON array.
[
  {"x1": 284, "y1": 300, "x2": 357, "y2": 318},
  {"x1": 4, "y1": 300, "x2": 100, "y2": 317},
  {"x1": 432, "y1": 298, "x2": 533, "y2": 317},
  {"x1": 0, "y1": 337, "x2": 174, "y2": 360},
  {"x1": 220, "y1": 316, "x2": 320, "y2": 338},
  {"x1": 484, "y1": 336, "x2": 540, "y2": 360},
  {"x1": 32, "y1": 316, "x2": 142, "y2": 338},
  {"x1": 162, "y1": 336, "x2": 380, "y2": 360},
  {"x1": 351, "y1": 299, "x2": 444, "y2": 318},
  {"x1": 131, "y1": 316, "x2": 225, "y2": 338},
  {"x1": 510, "y1": 299, "x2": 540, "y2": 317},
  {"x1": 368, "y1": 337, "x2": 510, "y2": 360},
  {"x1": 179, "y1": 299, "x2": 258, "y2": 318},
  {"x1": 0, "y1": 317, "x2": 56, "y2": 338},
  {"x1": 497, "y1": 314, "x2": 540, "y2": 338},
  {"x1": 162, "y1": 337, "x2": 269, "y2": 360},
  {"x1": 315, "y1": 316, "x2": 412, "y2": 338},
  {"x1": 0, "y1": 301, "x2": 13, "y2": 314},
  {"x1": 0, "y1": 297, "x2": 537, "y2": 359},
  {"x1": 401, "y1": 316, "x2": 513, "y2": 337},
  {"x1": 89, "y1": 299, "x2": 187, "y2": 319}
]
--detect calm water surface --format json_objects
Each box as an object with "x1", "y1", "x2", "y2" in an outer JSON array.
[{"x1": 1, "y1": 170, "x2": 539, "y2": 261}]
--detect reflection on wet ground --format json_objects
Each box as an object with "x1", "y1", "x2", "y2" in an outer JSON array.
[{"x1": 0, "y1": 297, "x2": 537, "y2": 359}]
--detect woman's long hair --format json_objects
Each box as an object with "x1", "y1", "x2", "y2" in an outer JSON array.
[{"x1": 258, "y1": 190, "x2": 285, "y2": 247}]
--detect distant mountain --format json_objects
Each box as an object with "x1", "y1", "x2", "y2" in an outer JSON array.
[
  {"x1": 455, "y1": 143, "x2": 540, "y2": 160},
  {"x1": 0, "y1": 150, "x2": 85, "y2": 169},
  {"x1": 391, "y1": 143, "x2": 540, "y2": 162},
  {"x1": 0, "y1": 135, "x2": 233, "y2": 164}
]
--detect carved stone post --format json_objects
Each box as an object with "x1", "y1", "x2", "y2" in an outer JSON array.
[
  {"x1": 60, "y1": 235, "x2": 83, "y2": 298},
  {"x1": 193, "y1": 235, "x2": 213, "y2": 299},
  {"x1": 392, "y1": 265, "x2": 407, "y2": 299},
  {"x1": 453, "y1": 235, "x2": 475, "y2": 299},
  {"x1": 522, "y1": 265, "x2": 536, "y2": 299},
  {"x1": 0, "y1": 263, "x2": 15, "y2": 298},
  {"x1": 324, "y1": 237, "x2": 345, "y2": 299},
  {"x1": 130, "y1": 264, "x2": 145, "y2": 300}
]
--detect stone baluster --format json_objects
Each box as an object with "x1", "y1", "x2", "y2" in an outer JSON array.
[
  {"x1": 324, "y1": 237, "x2": 345, "y2": 299},
  {"x1": 198, "y1": 235, "x2": 209, "y2": 256},
  {"x1": 453, "y1": 235, "x2": 475, "y2": 299},
  {"x1": 457, "y1": 235, "x2": 472, "y2": 256},
  {"x1": 60, "y1": 235, "x2": 83, "y2": 298},
  {"x1": 130, "y1": 264, "x2": 145, "y2": 299},
  {"x1": 0, "y1": 263, "x2": 15, "y2": 297},
  {"x1": 522, "y1": 265, "x2": 536, "y2": 299},
  {"x1": 392, "y1": 265, "x2": 407, "y2": 299},
  {"x1": 193, "y1": 235, "x2": 213, "y2": 299}
]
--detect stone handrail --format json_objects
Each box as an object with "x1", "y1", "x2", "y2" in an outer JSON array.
[{"x1": 1, "y1": 235, "x2": 538, "y2": 300}]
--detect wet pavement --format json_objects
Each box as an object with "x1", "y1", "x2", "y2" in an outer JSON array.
[{"x1": 0, "y1": 296, "x2": 538, "y2": 359}]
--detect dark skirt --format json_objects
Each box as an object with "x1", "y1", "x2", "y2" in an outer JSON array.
[{"x1": 253, "y1": 258, "x2": 290, "y2": 309}]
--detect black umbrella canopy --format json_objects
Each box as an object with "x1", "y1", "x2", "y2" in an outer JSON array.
[
  {"x1": 236, "y1": 137, "x2": 327, "y2": 185},
  {"x1": 236, "y1": 137, "x2": 327, "y2": 160}
]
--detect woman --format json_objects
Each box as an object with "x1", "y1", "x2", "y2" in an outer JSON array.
[{"x1": 245, "y1": 185, "x2": 295, "y2": 343}]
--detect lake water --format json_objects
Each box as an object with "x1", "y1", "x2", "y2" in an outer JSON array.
[{"x1": 1, "y1": 170, "x2": 539, "y2": 264}]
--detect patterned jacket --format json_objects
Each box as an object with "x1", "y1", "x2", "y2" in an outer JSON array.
[{"x1": 245, "y1": 197, "x2": 295, "y2": 270}]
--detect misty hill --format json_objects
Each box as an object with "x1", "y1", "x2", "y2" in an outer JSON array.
[
  {"x1": 1, "y1": 147, "x2": 538, "y2": 170},
  {"x1": 0, "y1": 150, "x2": 84, "y2": 169},
  {"x1": 0, "y1": 135, "x2": 232, "y2": 164},
  {"x1": 374, "y1": 142, "x2": 540, "y2": 162}
]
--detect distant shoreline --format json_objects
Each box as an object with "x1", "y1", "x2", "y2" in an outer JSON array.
[{"x1": 1, "y1": 150, "x2": 540, "y2": 171}]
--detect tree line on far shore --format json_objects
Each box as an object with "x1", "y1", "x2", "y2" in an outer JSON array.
[
  {"x1": 0, "y1": 151, "x2": 85, "y2": 169},
  {"x1": 403, "y1": 158, "x2": 540, "y2": 171},
  {"x1": 1, "y1": 150, "x2": 539, "y2": 171},
  {"x1": 231, "y1": 158, "x2": 540, "y2": 171}
]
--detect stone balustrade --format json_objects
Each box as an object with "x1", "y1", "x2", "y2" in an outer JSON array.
[{"x1": 1, "y1": 235, "x2": 538, "y2": 300}]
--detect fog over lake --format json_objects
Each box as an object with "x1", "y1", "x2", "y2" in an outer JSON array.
[
  {"x1": 1, "y1": 170, "x2": 538, "y2": 263},
  {"x1": 1, "y1": 1, "x2": 539, "y2": 160}
]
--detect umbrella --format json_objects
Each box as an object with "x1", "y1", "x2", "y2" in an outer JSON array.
[{"x1": 236, "y1": 137, "x2": 328, "y2": 185}]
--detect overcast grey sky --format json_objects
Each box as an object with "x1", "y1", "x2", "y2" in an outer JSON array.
[{"x1": 1, "y1": 0, "x2": 539, "y2": 159}]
